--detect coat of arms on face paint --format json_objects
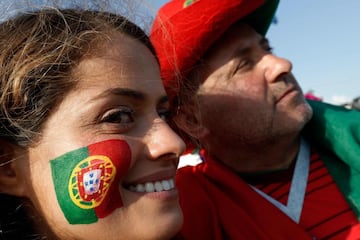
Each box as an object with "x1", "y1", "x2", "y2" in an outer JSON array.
[
  {"x1": 83, "y1": 168, "x2": 101, "y2": 195},
  {"x1": 69, "y1": 156, "x2": 116, "y2": 209},
  {"x1": 51, "y1": 139, "x2": 131, "y2": 224}
]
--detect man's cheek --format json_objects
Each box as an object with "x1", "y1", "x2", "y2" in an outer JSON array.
[{"x1": 50, "y1": 139, "x2": 131, "y2": 224}]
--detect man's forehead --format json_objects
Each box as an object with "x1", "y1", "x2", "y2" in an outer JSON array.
[
  {"x1": 227, "y1": 22, "x2": 263, "y2": 39},
  {"x1": 208, "y1": 23, "x2": 264, "y2": 54}
]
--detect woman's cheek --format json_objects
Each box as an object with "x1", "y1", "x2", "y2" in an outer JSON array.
[{"x1": 50, "y1": 139, "x2": 131, "y2": 224}]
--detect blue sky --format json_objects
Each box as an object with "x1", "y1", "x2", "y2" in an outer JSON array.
[
  {"x1": 266, "y1": 1, "x2": 360, "y2": 104},
  {"x1": 148, "y1": 0, "x2": 360, "y2": 104},
  {"x1": 2, "y1": 0, "x2": 359, "y2": 104}
]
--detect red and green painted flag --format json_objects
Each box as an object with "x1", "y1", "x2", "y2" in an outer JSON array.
[{"x1": 50, "y1": 139, "x2": 131, "y2": 224}]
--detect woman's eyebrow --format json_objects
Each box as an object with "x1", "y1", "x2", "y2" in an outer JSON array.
[{"x1": 92, "y1": 87, "x2": 146, "y2": 101}]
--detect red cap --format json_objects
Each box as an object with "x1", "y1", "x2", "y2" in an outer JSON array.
[{"x1": 150, "y1": 0, "x2": 279, "y2": 101}]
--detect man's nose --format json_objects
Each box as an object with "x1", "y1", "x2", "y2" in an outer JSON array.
[{"x1": 261, "y1": 54, "x2": 293, "y2": 83}]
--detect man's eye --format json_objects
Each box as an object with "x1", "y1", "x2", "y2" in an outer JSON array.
[
  {"x1": 101, "y1": 108, "x2": 134, "y2": 124},
  {"x1": 265, "y1": 46, "x2": 273, "y2": 53},
  {"x1": 158, "y1": 109, "x2": 174, "y2": 123},
  {"x1": 235, "y1": 59, "x2": 252, "y2": 73}
]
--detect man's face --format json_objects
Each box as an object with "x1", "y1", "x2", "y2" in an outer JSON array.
[{"x1": 191, "y1": 23, "x2": 312, "y2": 154}]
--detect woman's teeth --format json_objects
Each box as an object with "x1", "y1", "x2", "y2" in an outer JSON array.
[{"x1": 128, "y1": 179, "x2": 175, "y2": 193}]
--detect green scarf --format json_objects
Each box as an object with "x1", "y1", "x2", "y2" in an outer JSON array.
[{"x1": 304, "y1": 100, "x2": 360, "y2": 220}]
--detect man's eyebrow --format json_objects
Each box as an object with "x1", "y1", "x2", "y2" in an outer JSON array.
[
  {"x1": 231, "y1": 37, "x2": 271, "y2": 59},
  {"x1": 231, "y1": 46, "x2": 251, "y2": 60},
  {"x1": 92, "y1": 87, "x2": 146, "y2": 101},
  {"x1": 260, "y1": 37, "x2": 270, "y2": 46}
]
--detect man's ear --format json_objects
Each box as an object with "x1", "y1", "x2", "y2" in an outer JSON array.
[
  {"x1": 0, "y1": 140, "x2": 26, "y2": 197},
  {"x1": 174, "y1": 105, "x2": 209, "y2": 140}
]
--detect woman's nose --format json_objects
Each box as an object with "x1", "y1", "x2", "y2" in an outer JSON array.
[
  {"x1": 145, "y1": 119, "x2": 185, "y2": 161},
  {"x1": 261, "y1": 54, "x2": 293, "y2": 83}
]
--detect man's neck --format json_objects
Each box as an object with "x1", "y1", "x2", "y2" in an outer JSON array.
[{"x1": 209, "y1": 136, "x2": 302, "y2": 174}]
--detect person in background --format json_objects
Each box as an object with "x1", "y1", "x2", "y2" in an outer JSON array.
[
  {"x1": 304, "y1": 90, "x2": 323, "y2": 101},
  {"x1": 0, "y1": 8, "x2": 185, "y2": 240},
  {"x1": 352, "y1": 97, "x2": 360, "y2": 110},
  {"x1": 150, "y1": 0, "x2": 360, "y2": 239}
]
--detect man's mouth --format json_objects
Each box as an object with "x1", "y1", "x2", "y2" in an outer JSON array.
[
  {"x1": 126, "y1": 178, "x2": 175, "y2": 193},
  {"x1": 275, "y1": 87, "x2": 297, "y2": 104}
]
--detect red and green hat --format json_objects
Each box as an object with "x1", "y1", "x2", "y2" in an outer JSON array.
[{"x1": 150, "y1": 0, "x2": 279, "y2": 101}]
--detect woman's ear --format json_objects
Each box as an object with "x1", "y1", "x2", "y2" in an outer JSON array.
[{"x1": 0, "y1": 140, "x2": 26, "y2": 197}]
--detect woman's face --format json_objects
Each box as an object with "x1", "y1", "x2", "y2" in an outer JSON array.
[{"x1": 18, "y1": 32, "x2": 185, "y2": 240}]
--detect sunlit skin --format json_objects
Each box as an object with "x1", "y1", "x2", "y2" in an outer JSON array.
[
  {"x1": 13, "y1": 32, "x2": 185, "y2": 240},
  {"x1": 179, "y1": 23, "x2": 313, "y2": 173}
]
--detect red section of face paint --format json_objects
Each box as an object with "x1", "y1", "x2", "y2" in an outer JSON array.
[{"x1": 88, "y1": 139, "x2": 131, "y2": 218}]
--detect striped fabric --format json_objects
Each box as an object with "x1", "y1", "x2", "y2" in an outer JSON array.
[{"x1": 246, "y1": 149, "x2": 360, "y2": 239}]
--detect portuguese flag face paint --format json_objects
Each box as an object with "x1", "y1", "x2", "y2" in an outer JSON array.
[{"x1": 50, "y1": 139, "x2": 131, "y2": 224}]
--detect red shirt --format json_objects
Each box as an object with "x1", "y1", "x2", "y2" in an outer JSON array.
[
  {"x1": 176, "y1": 148, "x2": 360, "y2": 239},
  {"x1": 246, "y1": 150, "x2": 360, "y2": 239}
]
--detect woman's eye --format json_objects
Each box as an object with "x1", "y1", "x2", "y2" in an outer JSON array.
[
  {"x1": 158, "y1": 108, "x2": 173, "y2": 123},
  {"x1": 101, "y1": 108, "x2": 134, "y2": 124}
]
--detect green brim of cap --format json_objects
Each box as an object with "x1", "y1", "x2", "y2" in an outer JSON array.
[{"x1": 244, "y1": 0, "x2": 279, "y2": 35}]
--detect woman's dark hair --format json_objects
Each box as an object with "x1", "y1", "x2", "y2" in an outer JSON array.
[
  {"x1": 0, "y1": 8, "x2": 155, "y2": 239},
  {"x1": 0, "y1": 8, "x2": 155, "y2": 147}
]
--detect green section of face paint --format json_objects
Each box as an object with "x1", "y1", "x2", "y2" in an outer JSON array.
[{"x1": 50, "y1": 146, "x2": 98, "y2": 224}]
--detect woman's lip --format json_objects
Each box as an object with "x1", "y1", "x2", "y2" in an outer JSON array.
[
  {"x1": 124, "y1": 186, "x2": 179, "y2": 201},
  {"x1": 123, "y1": 169, "x2": 176, "y2": 186}
]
